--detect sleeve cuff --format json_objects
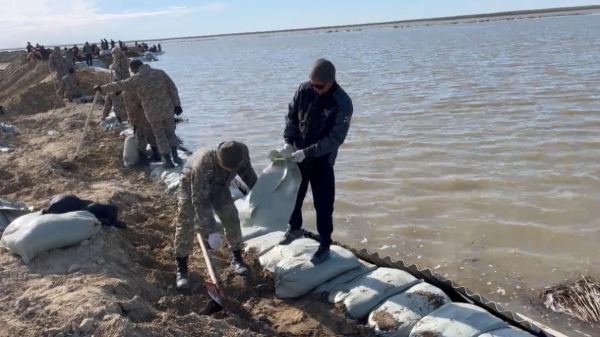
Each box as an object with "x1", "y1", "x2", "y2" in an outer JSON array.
[{"x1": 304, "y1": 146, "x2": 316, "y2": 158}]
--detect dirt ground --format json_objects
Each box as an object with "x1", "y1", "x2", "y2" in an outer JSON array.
[{"x1": 0, "y1": 59, "x2": 376, "y2": 336}]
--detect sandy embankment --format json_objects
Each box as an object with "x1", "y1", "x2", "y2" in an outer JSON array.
[{"x1": 0, "y1": 58, "x2": 376, "y2": 336}]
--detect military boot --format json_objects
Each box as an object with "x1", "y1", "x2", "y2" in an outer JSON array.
[
  {"x1": 150, "y1": 146, "x2": 161, "y2": 162},
  {"x1": 138, "y1": 152, "x2": 150, "y2": 166},
  {"x1": 231, "y1": 250, "x2": 249, "y2": 276},
  {"x1": 171, "y1": 147, "x2": 184, "y2": 166},
  {"x1": 162, "y1": 153, "x2": 175, "y2": 169},
  {"x1": 176, "y1": 256, "x2": 189, "y2": 290}
]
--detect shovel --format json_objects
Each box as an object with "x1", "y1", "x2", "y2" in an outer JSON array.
[
  {"x1": 196, "y1": 233, "x2": 225, "y2": 307},
  {"x1": 62, "y1": 91, "x2": 100, "y2": 168}
]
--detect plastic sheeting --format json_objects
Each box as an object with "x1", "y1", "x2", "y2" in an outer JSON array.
[{"x1": 0, "y1": 199, "x2": 31, "y2": 230}]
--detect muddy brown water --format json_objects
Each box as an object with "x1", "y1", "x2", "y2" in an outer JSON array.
[{"x1": 151, "y1": 14, "x2": 600, "y2": 333}]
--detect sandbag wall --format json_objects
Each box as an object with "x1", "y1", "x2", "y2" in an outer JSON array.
[{"x1": 245, "y1": 231, "x2": 540, "y2": 337}]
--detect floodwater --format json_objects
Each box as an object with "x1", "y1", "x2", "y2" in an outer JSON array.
[{"x1": 155, "y1": 14, "x2": 600, "y2": 331}]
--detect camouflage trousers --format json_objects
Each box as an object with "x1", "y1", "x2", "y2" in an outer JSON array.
[
  {"x1": 134, "y1": 123, "x2": 157, "y2": 153},
  {"x1": 174, "y1": 174, "x2": 243, "y2": 258},
  {"x1": 54, "y1": 71, "x2": 66, "y2": 86},
  {"x1": 150, "y1": 117, "x2": 178, "y2": 155}
]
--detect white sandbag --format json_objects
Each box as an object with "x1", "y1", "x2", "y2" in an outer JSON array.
[
  {"x1": 479, "y1": 328, "x2": 533, "y2": 337},
  {"x1": 329, "y1": 268, "x2": 420, "y2": 319},
  {"x1": 274, "y1": 245, "x2": 361, "y2": 299},
  {"x1": 409, "y1": 303, "x2": 509, "y2": 337},
  {"x1": 0, "y1": 211, "x2": 101, "y2": 263},
  {"x1": 259, "y1": 238, "x2": 319, "y2": 271},
  {"x1": 240, "y1": 225, "x2": 270, "y2": 241},
  {"x1": 368, "y1": 282, "x2": 452, "y2": 337},
  {"x1": 123, "y1": 135, "x2": 139, "y2": 168},
  {"x1": 1, "y1": 211, "x2": 42, "y2": 236},
  {"x1": 237, "y1": 150, "x2": 301, "y2": 233},
  {"x1": 315, "y1": 259, "x2": 378, "y2": 294},
  {"x1": 244, "y1": 231, "x2": 286, "y2": 256}
]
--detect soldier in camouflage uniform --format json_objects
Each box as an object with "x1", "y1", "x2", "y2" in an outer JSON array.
[
  {"x1": 174, "y1": 141, "x2": 258, "y2": 289},
  {"x1": 122, "y1": 90, "x2": 160, "y2": 164},
  {"x1": 95, "y1": 60, "x2": 183, "y2": 169},
  {"x1": 49, "y1": 47, "x2": 67, "y2": 86},
  {"x1": 58, "y1": 68, "x2": 82, "y2": 101},
  {"x1": 102, "y1": 92, "x2": 128, "y2": 123},
  {"x1": 110, "y1": 47, "x2": 130, "y2": 81}
]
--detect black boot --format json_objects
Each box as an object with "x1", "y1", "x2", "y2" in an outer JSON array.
[
  {"x1": 138, "y1": 152, "x2": 149, "y2": 166},
  {"x1": 231, "y1": 250, "x2": 249, "y2": 276},
  {"x1": 171, "y1": 147, "x2": 183, "y2": 166},
  {"x1": 310, "y1": 245, "x2": 330, "y2": 265},
  {"x1": 162, "y1": 153, "x2": 175, "y2": 169},
  {"x1": 150, "y1": 146, "x2": 161, "y2": 162},
  {"x1": 176, "y1": 256, "x2": 189, "y2": 290}
]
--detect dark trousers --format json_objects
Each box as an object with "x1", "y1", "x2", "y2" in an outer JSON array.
[
  {"x1": 289, "y1": 157, "x2": 335, "y2": 247},
  {"x1": 86, "y1": 54, "x2": 93, "y2": 66}
]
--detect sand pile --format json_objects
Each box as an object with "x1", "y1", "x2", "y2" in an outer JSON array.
[
  {"x1": 0, "y1": 58, "x2": 51, "y2": 104},
  {"x1": 76, "y1": 68, "x2": 111, "y2": 95},
  {"x1": 3, "y1": 82, "x2": 65, "y2": 115}
]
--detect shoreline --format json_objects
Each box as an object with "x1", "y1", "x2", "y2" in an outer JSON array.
[{"x1": 1, "y1": 5, "x2": 599, "y2": 50}]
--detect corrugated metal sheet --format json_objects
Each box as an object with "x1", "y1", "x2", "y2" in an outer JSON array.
[{"x1": 304, "y1": 230, "x2": 563, "y2": 337}]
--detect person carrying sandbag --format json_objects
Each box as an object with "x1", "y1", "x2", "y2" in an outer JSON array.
[
  {"x1": 174, "y1": 141, "x2": 258, "y2": 290},
  {"x1": 280, "y1": 59, "x2": 354, "y2": 265}
]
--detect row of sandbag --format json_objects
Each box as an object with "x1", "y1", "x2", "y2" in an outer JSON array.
[{"x1": 244, "y1": 231, "x2": 534, "y2": 337}]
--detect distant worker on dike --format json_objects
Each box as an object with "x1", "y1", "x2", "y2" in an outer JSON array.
[
  {"x1": 58, "y1": 68, "x2": 82, "y2": 102},
  {"x1": 174, "y1": 141, "x2": 258, "y2": 289},
  {"x1": 83, "y1": 42, "x2": 93, "y2": 66},
  {"x1": 49, "y1": 47, "x2": 68, "y2": 85},
  {"x1": 280, "y1": 59, "x2": 354, "y2": 265},
  {"x1": 94, "y1": 60, "x2": 184, "y2": 168},
  {"x1": 109, "y1": 47, "x2": 130, "y2": 81},
  {"x1": 122, "y1": 90, "x2": 161, "y2": 165}
]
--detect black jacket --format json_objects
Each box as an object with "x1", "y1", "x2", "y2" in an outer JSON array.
[{"x1": 284, "y1": 81, "x2": 353, "y2": 166}]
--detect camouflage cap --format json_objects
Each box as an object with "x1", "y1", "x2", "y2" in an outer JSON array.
[{"x1": 218, "y1": 141, "x2": 244, "y2": 169}]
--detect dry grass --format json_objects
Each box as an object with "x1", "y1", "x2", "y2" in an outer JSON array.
[{"x1": 541, "y1": 276, "x2": 600, "y2": 324}]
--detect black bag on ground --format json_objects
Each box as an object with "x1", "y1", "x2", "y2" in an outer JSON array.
[{"x1": 42, "y1": 194, "x2": 124, "y2": 228}]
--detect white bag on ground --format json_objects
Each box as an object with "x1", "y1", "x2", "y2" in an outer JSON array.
[
  {"x1": 0, "y1": 199, "x2": 35, "y2": 231},
  {"x1": 1, "y1": 211, "x2": 42, "y2": 236},
  {"x1": 315, "y1": 259, "x2": 378, "y2": 294},
  {"x1": 259, "y1": 238, "x2": 319, "y2": 271},
  {"x1": 237, "y1": 150, "x2": 301, "y2": 235},
  {"x1": 274, "y1": 245, "x2": 361, "y2": 299},
  {"x1": 479, "y1": 328, "x2": 534, "y2": 337},
  {"x1": 123, "y1": 135, "x2": 139, "y2": 168},
  {"x1": 329, "y1": 268, "x2": 420, "y2": 319},
  {"x1": 368, "y1": 282, "x2": 452, "y2": 337},
  {"x1": 244, "y1": 231, "x2": 286, "y2": 256},
  {"x1": 0, "y1": 211, "x2": 101, "y2": 263},
  {"x1": 409, "y1": 303, "x2": 509, "y2": 337}
]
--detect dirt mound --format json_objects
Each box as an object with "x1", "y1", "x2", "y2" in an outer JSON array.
[
  {"x1": 76, "y1": 68, "x2": 111, "y2": 95},
  {"x1": 0, "y1": 50, "x2": 26, "y2": 63},
  {"x1": 3, "y1": 82, "x2": 65, "y2": 115},
  {"x1": 0, "y1": 58, "x2": 51, "y2": 104}
]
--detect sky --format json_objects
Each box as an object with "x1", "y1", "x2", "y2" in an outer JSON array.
[{"x1": 1, "y1": 0, "x2": 598, "y2": 48}]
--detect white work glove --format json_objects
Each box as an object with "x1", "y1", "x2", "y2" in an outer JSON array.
[
  {"x1": 282, "y1": 143, "x2": 294, "y2": 157},
  {"x1": 208, "y1": 233, "x2": 223, "y2": 250},
  {"x1": 291, "y1": 150, "x2": 306, "y2": 163}
]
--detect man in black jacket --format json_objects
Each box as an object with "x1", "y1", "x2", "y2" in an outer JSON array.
[{"x1": 280, "y1": 59, "x2": 353, "y2": 264}]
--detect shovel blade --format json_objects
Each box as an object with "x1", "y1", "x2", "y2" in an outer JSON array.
[{"x1": 205, "y1": 282, "x2": 224, "y2": 306}]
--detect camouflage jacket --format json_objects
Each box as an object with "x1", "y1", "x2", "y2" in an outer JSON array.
[
  {"x1": 111, "y1": 54, "x2": 130, "y2": 81},
  {"x1": 122, "y1": 91, "x2": 150, "y2": 127},
  {"x1": 101, "y1": 65, "x2": 180, "y2": 124},
  {"x1": 48, "y1": 53, "x2": 66, "y2": 74},
  {"x1": 184, "y1": 143, "x2": 257, "y2": 233},
  {"x1": 102, "y1": 92, "x2": 127, "y2": 120},
  {"x1": 59, "y1": 73, "x2": 82, "y2": 98}
]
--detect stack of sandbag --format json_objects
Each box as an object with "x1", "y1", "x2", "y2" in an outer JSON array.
[
  {"x1": 368, "y1": 282, "x2": 452, "y2": 337},
  {"x1": 99, "y1": 114, "x2": 128, "y2": 133},
  {"x1": 409, "y1": 303, "x2": 509, "y2": 337},
  {"x1": 236, "y1": 150, "x2": 301, "y2": 241},
  {"x1": 315, "y1": 259, "x2": 378, "y2": 294},
  {"x1": 0, "y1": 211, "x2": 101, "y2": 263},
  {"x1": 149, "y1": 158, "x2": 186, "y2": 193},
  {"x1": 329, "y1": 268, "x2": 421, "y2": 319},
  {"x1": 244, "y1": 231, "x2": 286, "y2": 256}
]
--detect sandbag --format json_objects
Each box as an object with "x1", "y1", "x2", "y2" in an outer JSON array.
[
  {"x1": 240, "y1": 225, "x2": 270, "y2": 242},
  {"x1": 274, "y1": 245, "x2": 361, "y2": 299},
  {"x1": 259, "y1": 238, "x2": 319, "y2": 272},
  {"x1": 479, "y1": 328, "x2": 533, "y2": 337},
  {"x1": 0, "y1": 211, "x2": 101, "y2": 263},
  {"x1": 315, "y1": 259, "x2": 378, "y2": 294},
  {"x1": 123, "y1": 135, "x2": 139, "y2": 168},
  {"x1": 409, "y1": 303, "x2": 509, "y2": 337},
  {"x1": 368, "y1": 282, "x2": 452, "y2": 337},
  {"x1": 237, "y1": 150, "x2": 301, "y2": 233},
  {"x1": 329, "y1": 268, "x2": 420, "y2": 319},
  {"x1": 2, "y1": 211, "x2": 42, "y2": 236},
  {"x1": 244, "y1": 231, "x2": 286, "y2": 256}
]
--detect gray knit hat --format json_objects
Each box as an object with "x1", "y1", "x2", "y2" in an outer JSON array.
[
  {"x1": 310, "y1": 59, "x2": 336, "y2": 83},
  {"x1": 218, "y1": 141, "x2": 244, "y2": 169}
]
